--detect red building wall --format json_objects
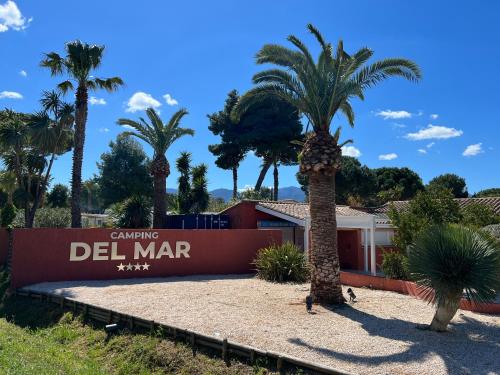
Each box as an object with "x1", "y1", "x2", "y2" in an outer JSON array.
[
  {"x1": 0, "y1": 229, "x2": 8, "y2": 266},
  {"x1": 10, "y1": 228, "x2": 282, "y2": 289},
  {"x1": 223, "y1": 201, "x2": 277, "y2": 229}
]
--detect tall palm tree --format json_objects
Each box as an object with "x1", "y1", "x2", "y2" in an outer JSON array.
[
  {"x1": 117, "y1": 108, "x2": 194, "y2": 228},
  {"x1": 409, "y1": 225, "x2": 500, "y2": 331},
  {"x1": 41, "y1": 41, "x2": 124, "y2": 227},
  {"x1": 235, "y1": 24, "x2": 421, "y2": 304}
]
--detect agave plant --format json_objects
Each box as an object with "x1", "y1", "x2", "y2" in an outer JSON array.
[{"x1": 408, "y1": 225, "x2": 500, "y2": 331}]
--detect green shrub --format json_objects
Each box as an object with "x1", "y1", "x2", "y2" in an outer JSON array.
[
  {"x1": 254, "y1": 242, "x2": 309, "y2": 283},
  {"x1": 35, "y1": 208, "x2": 71, "y2": 228},
  {"x1": 409, "y1": 224, "x2": 500, "y2": 331},
  {"x1": 111, "y1": 195, "x2": 152, "y2": 228},
  {"x1": 1, "y1": 203, "x2": 16, "y2": 227},
  {"x1": 381, "y1": 250, "x2": 409, "y2": 280}
]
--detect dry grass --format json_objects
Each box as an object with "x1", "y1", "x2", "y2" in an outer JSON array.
[{"x1": 26, "y1": 275, "x2": 500, "y2": 375}]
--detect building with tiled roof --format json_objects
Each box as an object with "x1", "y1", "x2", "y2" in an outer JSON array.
[
  {"x1": 221, "y1": 200, "x2": 379, "y2": 274},
  {"x1": 369, "y1": 196, "x2": 500, "y2": 222}
]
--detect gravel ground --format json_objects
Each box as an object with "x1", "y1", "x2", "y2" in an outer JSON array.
[{"x1": 25, "y1": 275, "x2": 500, "y2": 375}]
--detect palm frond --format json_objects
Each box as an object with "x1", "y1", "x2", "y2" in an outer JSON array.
[
  {"x1": 58, "y1": 80, "x2": 74, "y2": 94},
  {"x1": 40, "y1": 52, "x2": 65, "y2": 76},
  {"x1": 90, "y1": 77, "x2": 124, "y2": 92}
]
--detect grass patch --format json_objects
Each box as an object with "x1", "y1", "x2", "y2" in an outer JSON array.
[{"x1": 0, "y1": 269, "x2": 307, "y2": 374}]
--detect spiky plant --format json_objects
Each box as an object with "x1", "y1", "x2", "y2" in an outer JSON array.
[
  {"x1": 234, "y1": 24, "x2": 421, "y2": 303},
  {"x1": 117, "y1": 108, "x2": 194, "y2": 228},
  {"x1": 409, "y1": 225, "x2": 500, "y2": 331},
  {"x1": 41, "y1": 41, "x2": 124, "y2": 227}
]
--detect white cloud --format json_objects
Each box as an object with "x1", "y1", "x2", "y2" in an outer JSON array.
[
  {"x1": 341, "y1": 145, "x2": 361, "y2": 158},
  {"x1": 375, "y1": 110, "x2": 412, "y2": 120},
  {"x1": 89, "y1": 96, "x2": 106, "y2": 105},
  {"x1": 0, "y1": 90, "x2": 22, "y2": 99},
  {"x1": 405, "y1": 124, "x2": 463, "y2": 140},
  {"x1": 121, "y1": 124, "x2": 134, "y2": 130},
  {"x1": 98, "y1": 127, "x2": 110, "y2": 133},
  {"x1": 19, "y1": 69, "x2": 27, "y2": 77},
  {"x1": 0, "y1": 1, "x2": 32, "y2": 32},
  {"x1": 462, "y1": 143, "x2": 483, "y2": 157},
  {"x1": 392, "y1": 122, "x2": 406, "y2": 129},
  {"x1": 426, "y1": 142, "x2": 435, "y2": 148},
  {"x1": 430, "y1": 114, "x2": 439, "y2": 120},
  {"x1": 125, "y1": 92, "x2": 161, "y2": 113},
  {"x1": 379, "y1": 153, "x2": 398, "y2": 160},
  {"x1": 163, "y1": 93, "x2": 178, "y2": 106},
  {"x1": 418, "y1": 149, "x2": 427, "y2": 154}
]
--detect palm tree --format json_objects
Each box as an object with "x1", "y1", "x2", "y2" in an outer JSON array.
[
  {"x1": 41, "y1": 41, "x2": 124, "y2": 227},
  {"x1": 409, "y1": 225, "x2": 500, "y2": 332},
  {"x1": 117, "y1": 108, "x2": 193, "y2": 228},
  {"x1": 27, "y1": 91, "x2": 75, "y2": 227},
  {"x1": 235, "y1": 24, "x2": 421, "y2": 304}
]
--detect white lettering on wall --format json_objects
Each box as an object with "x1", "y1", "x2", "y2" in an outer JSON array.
[
  {"x1": 156, "y1": 242, "x2": 174, "y2": 259},
  {"x1": 70, "y1": 242, "x2": 91, "y2": 261},
  {"x1": 176, "y1": 241, "x2": 190, "y2": 258},
  {"x1": 134, "y1": 242, "x2": 155, "y2": 259},
  {"x1": 110, "y1": 242, "x2": 125, "y2": 260}
]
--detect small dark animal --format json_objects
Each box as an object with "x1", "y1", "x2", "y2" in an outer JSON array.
[
  {"x1": 305, "y1": 295, "x2": 313, "y2": 313},
  {"x1": 347, "y1": 288, "x2": 357, "y2": 302}
]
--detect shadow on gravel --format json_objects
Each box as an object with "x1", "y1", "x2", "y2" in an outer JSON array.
[{"x1": 288, "y1": 304, "x2": 499, "y2": 375}]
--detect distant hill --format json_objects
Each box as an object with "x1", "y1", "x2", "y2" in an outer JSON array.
[{"x1": 166, "y1": 186, "x2": 305, "y2": 202}]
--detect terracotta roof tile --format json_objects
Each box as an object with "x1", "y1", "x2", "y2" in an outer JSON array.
[
  {"x1": 373, "y1": 197, "x2": 500, "y2": 216},
  {"x1": 257, "y1": 200, "x2": 370, "y2": 220}
]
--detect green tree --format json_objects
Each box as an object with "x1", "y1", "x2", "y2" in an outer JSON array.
[
  {"x1": 238, "y1": 94, "x2": 303, "y2": 200},
  {"x1": 427, "y1": 173, "x2": 468, "y2": 198},
  {"x1": 374, "y1": 167, "x2": 424, "y2": 202},
  {"x1": 47, "y1": 184, "x2": 69, "y2": 207},
  {"x1": 473, "y1": 188, "x2": 500, "y2": 198},
  {"x1": 117, "y1": 108, "x2": 193, "y2": 228},
  {"x1": 409, "y1": 225, "x2": 500, "y2": 331},
  {"x1": 389, "y1": 188, "x2": 461, "y2": 251},
  {"x1": 208, "y1": 90, "x2": 248, "y2": 200},
  {"x1": 460, "y1": 203, "x2": 500, "y2": 228},
  {"x1": 0, "y1": 171, "x2": 17, "y2": 204},
  {"x1": 191, "y1": 164, "x2": 209, "y2": 213},
  {"x1": 239, "y1": 187, "x2": 273, "y2": 201},
  {"x1": 175, "y1": 152, "x2": 209, "y2": 214},
  {"x1": 41, "y1": 41, "x2": 124, "y2": 227},
  {"x1": 111, "y1": 195, "x2": 152, "y2": 229},
  {"x1": 0, "y1": 95, "x2": 74, "y2": 227},
  {"x1": 176, "y1": 151, "x2": 192, "y2": 214},
  {"x1": 96, "y1": 134, "x2": 153, "y2": 207},
  {"x1": 234, "y1": 24, "x2": 420, "y2": 303}
]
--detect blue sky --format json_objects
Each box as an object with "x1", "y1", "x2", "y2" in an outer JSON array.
[{"x1": 1, "y1": 1, "x2": 499, "y2": 194}]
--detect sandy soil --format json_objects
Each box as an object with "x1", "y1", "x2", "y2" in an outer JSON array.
[{"x1": 25, "y1": 275, "x2": 500, "y2": 375}]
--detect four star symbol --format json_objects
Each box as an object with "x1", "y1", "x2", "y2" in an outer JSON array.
[{"x1": 116, "y1": 262, "x2": 151, "y2": 271}]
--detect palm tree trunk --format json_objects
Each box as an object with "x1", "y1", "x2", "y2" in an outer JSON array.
[
  {"x1": 232, "y1": 167, "x2": 238, "y2": 200},
  {"x1": 255, "y1": 157, "x2": 272, "y2": 191},
  {"x1": 153, "y1": 173, "x2": 166, "y2": 228},
  {"x1": 273, "y1": 161, "x2": 279, "y2": 201},
  {"x1": 429, "y1": 298, "x2": 460, "y2": 332},
  {"x1": 70, "y1": 84, "x2": 88, "y2": 228},
  {"x1": 301, "y1": 131, "x2": 344, "y2": 304},
  {"x1": 152, "y1": 155, "x2": 169, "y2": 228},
  {"x1": 308, "y1": 171, "x2": 344, "y2": 304}
]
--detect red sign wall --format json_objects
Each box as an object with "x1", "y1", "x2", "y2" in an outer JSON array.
[{"x1": 10, "y1": 228, "x2": 282, "y2": 288}]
